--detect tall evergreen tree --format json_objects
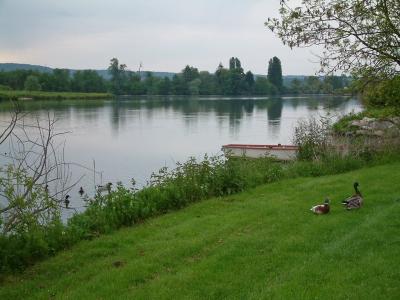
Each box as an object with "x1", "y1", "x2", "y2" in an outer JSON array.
[
  {"x1": 235, "y1": 58, "x2": 242, "y2": 71},
  {"x1": 229, "y1": 57, "x2": 242, "y2": 71},
  {"x1": 229, "y1": 58, "x2": 236, "y2": 70},
  {"x1": 267, "y1": 56, "x2": 283, "y2": 92}
]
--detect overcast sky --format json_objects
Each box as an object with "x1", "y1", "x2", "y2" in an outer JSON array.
[{"x1": 0, "y1": 0, "x2": 319, "y2": 75}]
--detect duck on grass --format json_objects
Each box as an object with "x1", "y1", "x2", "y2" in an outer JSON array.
[
  {"x1": 342, "y1": 182, "x2": 363, "y2": 210},
  {"x1": 310, "y1": 182, "x2": 363, "y2": 215},
  {"x1": 310, "y1": 198, "x2": 331, "y2": 215}
]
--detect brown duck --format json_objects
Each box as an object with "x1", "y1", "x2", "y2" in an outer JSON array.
[
  {"x1": 310, "y1": 198, "x2": 330, "y2": 215},
  {"x1": 342, "y1": 182, "x2": 363, "y2": 210}
]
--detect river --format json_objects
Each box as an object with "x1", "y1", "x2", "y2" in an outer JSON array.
[{"x1": 0, "y1": 95, "x2": 362, "y2": 211}]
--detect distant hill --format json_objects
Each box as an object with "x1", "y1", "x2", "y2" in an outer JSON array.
[
  {"x1": 0, "y1": 63, "x2": 307, "y2": 82},
  {"x1": 0, "y1": 63, "x2": 176, "y2": 80},
  {"x1": 0, "y1": 63, "x2": 53, "y2": 73}
]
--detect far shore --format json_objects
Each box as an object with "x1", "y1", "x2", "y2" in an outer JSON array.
[
  {"x1": 0, "y1": 90, "x2": 354, "y2": 102},
  {"x1": 0, "y1": 90, "x2": 113, "y2": 101}
]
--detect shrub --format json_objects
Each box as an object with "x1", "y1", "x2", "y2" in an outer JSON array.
[
  {"x1": 363, "y1": 76, "x2": 400, "y2": 109},
  {"x1": 293, "y1": 117, "x2": 331, "y2": 160},
  {"x1": 332, "y1": 112, "x2": 363, "y2": 134},
  {"x1": 0, "y1": 220, "x2": 69, "y2": 274},
  {"x1": 0, "y1": 84, "x2": 11, "y2": 91},
  {"x1": 67, "y1": 155, "x2": 284, "y2": 235}
]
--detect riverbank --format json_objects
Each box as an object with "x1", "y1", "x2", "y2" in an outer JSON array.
[
  {"x1": 333, "y1": 106, "x2": 400, "y2": 135},
  {"x1": 1, "y1": 148, "x2": 399, "y2": 274},
  {"x1": 1, "y1": 162, "x2": 399, "y2": 299},
  {"x1": 0, "y1": 90, "x2": 112, "y2": 101}
]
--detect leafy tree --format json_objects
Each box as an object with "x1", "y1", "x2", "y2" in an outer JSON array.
[
  {"x1": 363, "y1": 76, "x2": 400, "y2": 108},
  {"x1": 71, "y1": 70, "x2": 106, "y2": 93},
  {"x1": 245, "y1": 71, "x2": 255, "y2": 93},
  {"x1": 199, "y1": 71, "x2": 217, "y2": 95},
  {"x1": 144, "y1": 72, "x2": 158, "y2": 95},
  {"x1": 254, "y1": 77, "x2": 276, "y2": 95},
  {"x1": 304, "y1": 76, "x2": 322, "y2": 94},
  {"x1": 182, "y1": 66, "x2": 200, "y2": 83},
  {"x1": 188, "y1": 79, "x2": 201, "y2": 95},
  {"x1": 267, "y1": 57, "x2": 283, "y2": 92},
  {"x1": 228, "y1": 68, "x2": 245, "y2": 95},
  {"x1": 0, "y1": 113, "x2": 79, "y2": 236},
  {"x1": 157, "y1": 77, "x2": 172, "y2": 95},
  {"x1": 216, "y1": 58, "x2": 247, "y2": 95},
  {"x1": 321, "y1": 79, "x2": 334, "y2": 94},
  {"x1": 172, "y1": 74, "x2": 187, "y2": 95},
  {"x1": 215, "y1": 64, "x2": 232, "y2": 95},
  {"x1": 324, "y1": 76, "x2": 344, "y2": 91},
  {"x1": 266, "y1": 0, "x2": 400, "y2": 78},
  {"x1": 129, "y1": 73, "x2": 146, "y2": 95},
  {"x1": 321, "y1": 75, "x2": 348, "y2": 94},
  {"x1": 51, "y1": 69, "x2": 71, "y2": 92},
  {"x1": 24, "y1": 75, "x2": 41, "y2": 91},
  {"x1": 289, "y1": 78, "x2": 303, "y2": 94},
  {"x1": 38, "y1": 73, "x2": 56, "y2": 91},
  {"x1": 108, "y1": 58, "x2": 127, "y2": 94},
  {"x1": 0, "y1": 70, "x2": 39, "y2": 90}
]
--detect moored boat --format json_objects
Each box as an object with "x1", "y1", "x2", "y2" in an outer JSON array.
[{"x1": 222, "y1": 144, "x2": 298, "y2": 161}]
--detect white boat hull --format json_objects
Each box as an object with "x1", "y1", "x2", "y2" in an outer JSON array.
[{"x1": 222, "y1": 144, "x2": 298, "y2": 161}]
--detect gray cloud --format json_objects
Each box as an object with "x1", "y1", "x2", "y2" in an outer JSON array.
[{"x1": 0, "y1": 0, "x2": 320, "y2": 74}]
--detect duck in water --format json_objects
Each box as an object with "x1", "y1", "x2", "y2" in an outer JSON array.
[
  {"x1": 64, "y1": 195, "x2": 70, "y2": 208},
  {"x1": 79, "y1": 187, "x2": 84, "y2": 196},
  {"x1": 97, "y1": 182, "x2": 112, "y2": 194}
]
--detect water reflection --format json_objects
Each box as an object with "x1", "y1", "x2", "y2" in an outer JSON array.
[
  {"x1": 267, "y1": 99, "x2": 283, "y2": 120},
  {"x1": 0, "y1": 96, "x2": 362, "y2": 188}
]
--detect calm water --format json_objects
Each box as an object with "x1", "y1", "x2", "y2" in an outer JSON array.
[{"x1": 0, "y1": 95, "x2": 362, "y2": 209}]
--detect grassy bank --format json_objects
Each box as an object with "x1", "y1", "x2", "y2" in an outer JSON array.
[
  {"x1": 333, "y1": 107, "x2": 399, "y2": 134},
  {"x1": 0, "y1": 90, "x2": 112, "y2": 101},
  {"x1": 2, "y1": 152, "x2": 400, "y2": 275},
  {"x1": 0, "y1": 162, "x2": 399, "y2": 299}
]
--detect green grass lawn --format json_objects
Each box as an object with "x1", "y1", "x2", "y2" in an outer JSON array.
[
  {"x1": 1, "y1": 163, "x2": 399, "y2": 299},
  {"x1": 0, "y1": 90, "x2": 112, "y2": 101}
]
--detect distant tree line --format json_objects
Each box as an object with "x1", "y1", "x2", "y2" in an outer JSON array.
[
  {"x1": 106, "y1": 57, "x2": 284, "y2": 96},
  {"x1": 287, "y1": 76, "x2": 352, "y2": 95},
  {"x1": 0, "y1": 69, "x2": 107, "y2": 93},
  {"x1": 0, "y1": 57, "x2": 350, "y2": 96}
]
